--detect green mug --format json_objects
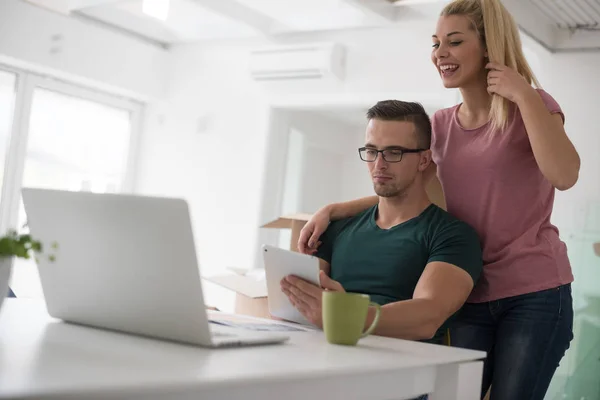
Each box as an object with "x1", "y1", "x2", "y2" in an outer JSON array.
[{"x1": 322, "y1": 291, "x2": 381, "y2": 346}]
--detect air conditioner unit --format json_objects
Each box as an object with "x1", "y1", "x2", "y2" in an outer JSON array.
[{"x1": 248, "y1": 43, "x2": 346, "y2": 81}]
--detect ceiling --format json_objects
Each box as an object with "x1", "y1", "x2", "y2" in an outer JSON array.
[
  {"x1": 531, "y1": 0, "x2": 600, "y2": 31},
  {"x1": 20, "y1": 0, "x2": 449, "y2": 45},
  {"x1": 498, "y1": 0, "x2": 600, "y2": 52},
  {"x1": 22, "y1": 0, "x2": 600, "y2": 51}
]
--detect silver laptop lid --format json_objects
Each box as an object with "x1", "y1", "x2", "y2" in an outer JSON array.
[{"x1": 21, "y1": 188, "x2": 213, "y2": 346}]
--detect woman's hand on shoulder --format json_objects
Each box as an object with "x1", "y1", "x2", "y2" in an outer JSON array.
[{"x1": 297, "y1": 207, "x2": 330, "y2": 254}]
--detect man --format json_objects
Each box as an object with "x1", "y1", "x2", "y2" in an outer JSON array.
[{"x1": 280, "y1": 100, "x2": 483, "y2": 344}]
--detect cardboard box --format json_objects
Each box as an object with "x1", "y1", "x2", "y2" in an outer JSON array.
[
  {"x1": 261, "y1": 213, "x2": 312, "y2": 252},
  {"x1": 234, "y1": 295, "x2": 270, "y2": 319},
  {"x1": 204, "y1": 268, "x2": 271, "y2": 318},
  {"x1": 205, "y1": 214, "x2": 313, "y2": 319}
]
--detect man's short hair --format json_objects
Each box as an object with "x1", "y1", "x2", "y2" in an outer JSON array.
[{"x1": 366, "y1": 100, "x2": 432, "y2": 149}]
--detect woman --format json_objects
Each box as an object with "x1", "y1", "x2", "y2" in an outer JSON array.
[{"x1": 297, "y1": 0, "x2": 579, "y2": 399}]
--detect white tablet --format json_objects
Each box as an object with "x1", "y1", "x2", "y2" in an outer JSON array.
[{"x1": 261, "y1": 244, "x2": 322, "y2": 326}]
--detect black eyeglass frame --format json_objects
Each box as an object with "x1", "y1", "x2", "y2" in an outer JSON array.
[{"x1": 358, "y1": 146, "x2": 426, "y2": 163}]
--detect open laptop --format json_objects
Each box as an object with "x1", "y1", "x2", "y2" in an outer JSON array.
[{"x1": 21, "y1": 188, "x2": 289, "y2": 348}]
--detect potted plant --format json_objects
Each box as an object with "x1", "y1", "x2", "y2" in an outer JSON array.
[{"x1": 0, "y1": 229, "x2": 56, "y2": 311}]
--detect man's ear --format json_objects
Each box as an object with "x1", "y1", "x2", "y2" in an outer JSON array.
[{"x1": 418, "y1": 150, "x2": 432, "y2": 172}]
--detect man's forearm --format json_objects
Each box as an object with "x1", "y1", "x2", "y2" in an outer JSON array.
[
  {"x1": 327, "y1": 196, "x2": 379, "y2": 220},
  {"x1": 365, "y1": 298, "x2": 445, "y2": 341}
]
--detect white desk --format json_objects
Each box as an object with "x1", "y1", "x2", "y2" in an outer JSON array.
[{"x1": 0, "y1": 299, "x2": 485, "y2": 400}]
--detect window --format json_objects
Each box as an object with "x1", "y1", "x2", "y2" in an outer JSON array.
[
  {"x1": 0, "y1": 71, "x2": 16, "y2": 196},
  {"x1": 0, "y1": 69, "x2": 141, "y2": 298},
  {"x1": 21, "y1": 88, "x2": 132, "y2": 194}
]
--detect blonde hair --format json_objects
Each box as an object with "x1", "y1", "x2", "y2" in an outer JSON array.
[{"x1": 441, "y1": 0, "x2": 540, "y2": 132}]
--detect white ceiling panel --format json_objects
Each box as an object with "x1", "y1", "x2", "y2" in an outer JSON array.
[
  {"x1": 235, "y1": 0, "x2": 382, "y2": 32},
  {"x1": 79, "y1": 0, "x2": 262, "y2": 42},
  {"x1": 531, "y1": 0, "x2": 600, "y2": 31},
  {"x1": 24, "y1": 0, "x2": 438, "y2": 44},
  {"x1": 504, "y1": 0, "x2": 600, "y2": 51},
  {"x1": 23, "y1": 0, "x2": 600, "y2": 51}
]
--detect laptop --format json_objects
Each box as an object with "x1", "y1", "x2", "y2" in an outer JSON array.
[{"x1": 21, "y1": 187, "x2": 289, "y2": 348}]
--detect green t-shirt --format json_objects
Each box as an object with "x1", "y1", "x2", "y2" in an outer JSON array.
[{"x1": 315, "y1": 204, "x2": 483, "y2": 343}]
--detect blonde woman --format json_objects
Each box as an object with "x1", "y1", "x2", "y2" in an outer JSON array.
[{"x1": 297, "y1": 0, "x2": 579, "y2": 399}]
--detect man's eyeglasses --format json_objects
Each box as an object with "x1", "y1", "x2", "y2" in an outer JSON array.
[{"x1": 358, "y1": 147, "x2": 425, "y2": 163}]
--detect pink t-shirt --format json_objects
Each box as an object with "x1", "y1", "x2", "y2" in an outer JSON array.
[{"x1": 431, "y1": 89, "x2": 573, "y2": 303}]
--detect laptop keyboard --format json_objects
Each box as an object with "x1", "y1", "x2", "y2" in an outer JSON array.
[
  {"x1": 209, "y1": 319, "x2": 307, "y2": 332},
  {"x1": 209, "y1": 321, "x2": 236, "y2": 337},
  {"x1": 211, "y1": 331, "x2": 234, "y2": 337}
]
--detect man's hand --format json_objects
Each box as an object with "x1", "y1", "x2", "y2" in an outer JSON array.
[{"x1": 280, "y1": 271, "x2": 344, "y2": 328}]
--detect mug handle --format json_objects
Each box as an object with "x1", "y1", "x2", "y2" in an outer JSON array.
[{"x1": 360, "y1": 302, "x2": 381, "y2": 338}]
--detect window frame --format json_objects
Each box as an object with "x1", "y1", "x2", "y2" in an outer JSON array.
[{"x1": 0, "y1": 64, "x2": 143, "y2": 235}]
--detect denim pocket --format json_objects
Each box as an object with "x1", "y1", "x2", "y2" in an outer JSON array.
[{"x1": 503, "y1": 285, "x2": 566, "y2": 325}]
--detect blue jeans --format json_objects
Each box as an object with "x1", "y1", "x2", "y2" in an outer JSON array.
[{"x1": 449, "y1": 284, "x2": 574, "y2": 400}]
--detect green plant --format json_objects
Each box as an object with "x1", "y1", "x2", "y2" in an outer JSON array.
[{"x1": 0, "y1": 230, "x2": 57, "y2": 262}]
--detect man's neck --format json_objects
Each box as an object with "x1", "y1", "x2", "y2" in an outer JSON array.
[{"x1": 376, "y1": 188, "x2": 432, "y2": 229}]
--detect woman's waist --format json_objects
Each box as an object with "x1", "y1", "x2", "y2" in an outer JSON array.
[{"x1": 481, "y1": 224, "x2": 566, "y2": 264}]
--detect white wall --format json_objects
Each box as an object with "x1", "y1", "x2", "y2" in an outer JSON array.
[
  {"x1": 0, "y1": 0, "x2": 168, "y2": 100},
  {"x1": 134, "y1": 20, "x2": 450, "y2": 309},
  {"x1": 280, "y1": 128, "x2": 305, "y2": 216},
  {"x1": 135, "y1": 42, "x2": 277, "y2": 310},
  {"x1": 288, "y1": 110, "x2": 360, "y2": 213},
  {"x1": 273, "y1": 111, "x2": 370, "y2": 252},
  {"x1": 290, "y1": 112, "x2": 373, "y2": 207},
  {"x1": 300, "y1": 145, "x2": 343, "y2": 212},
  {"x1": 259, "y1": 25, "x2": 455, "y2": 107},
  {"x1": 342, "y1": 129, "x2": 373, "y2": 202},
  {"x1": 136, "y1": 43, "x2": 271, "y2": 277},
  {"x1": 136, "y1": 22, "x2": 452, "y2": 279},
  {"x1": 135, "y1": 19, "x2": 599, "y2": 312}
]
